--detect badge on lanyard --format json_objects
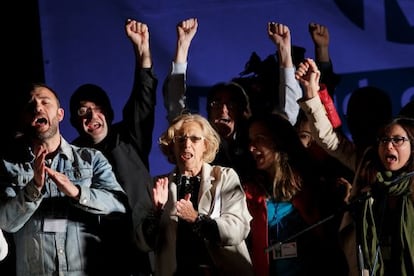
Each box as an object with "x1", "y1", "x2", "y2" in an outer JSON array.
[{"x1": 272, "y1": 241, "x2": 298, "y2": 260}]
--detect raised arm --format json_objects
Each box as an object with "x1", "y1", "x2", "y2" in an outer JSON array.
[
  {"x1": 123, "y1": 19, "x2": 158, "y2": 169},
  {"x1": 163, "y1": 18, "x2": 198, "y2": 123},
  {"x1": 133, "y1": 176, "x2": 169, "y2": 251},
  {"x1": 308, "y1": 23, "x2": 340, "y2": 96},
  {"x1": 309, "y1": 23, "x2": 330, "y2": 63},
  {"x1": 174, "y1": 18, "x2": 198, "y2": 64},
  {"x1": 295, "y1": 58, "x2": 321, "y2": 98},
  {"x1": 126, "y1": 19, "x2": 152, "y2": 68},
  {"x1": 296, "y1": 58, "x2": 357, "y2": 171},
  {"x1": 267, "y1": 22, "x2": 301, "y2": 125}
]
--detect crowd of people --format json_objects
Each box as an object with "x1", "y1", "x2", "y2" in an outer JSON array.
[{"x1": 0, "y1": 17, "x2": 413, "y2": 276}]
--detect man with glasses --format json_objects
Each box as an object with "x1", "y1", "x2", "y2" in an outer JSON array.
[{"x1": 69, "y1": 19, "x2": 157, "y2": 276}]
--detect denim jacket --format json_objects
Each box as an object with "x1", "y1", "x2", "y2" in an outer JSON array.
[{"x1": 0, "y1": 136, "x2": 127, "y2": 276}]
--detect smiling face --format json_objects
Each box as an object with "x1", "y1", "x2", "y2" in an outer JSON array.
[
  {"x1": 23, "y1": 86, "x2": 64, "y2": 142},
  {"x1": 248, "y1": 121, "x2": 276, "y2": 175},
  {"x1": 378, "y1": 124, "x2": 412, "y2": 171},
  {"x1": 173, "y1": 121, "x2": 207, "y2": 176},
  {"x1": 76, "y1": 101, "x2": 108, "y2": 144}
]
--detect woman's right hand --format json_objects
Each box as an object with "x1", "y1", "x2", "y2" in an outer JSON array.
[{"x1": 153, "y1": 176, "x2": 169, "y2": 210}]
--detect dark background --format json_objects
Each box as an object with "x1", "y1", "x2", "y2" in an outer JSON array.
[
  {"x1": 1, "y1": 3, "x2": 43, "y2": 273},
  {"x1": 3, "y1": 1, "x2": 44, "y2": 143},
  {"x1": 0, "y1": 1, "x2": 413, "y2": 274},
  {"x1": 3, "y1": 0, "x2": 414, "y2": 177}
]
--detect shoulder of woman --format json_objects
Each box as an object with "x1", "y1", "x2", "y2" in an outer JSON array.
[{"x1": 210, "y1": 165, "x2": 239, "y2": 178}]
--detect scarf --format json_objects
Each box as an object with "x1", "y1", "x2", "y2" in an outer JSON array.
[{"x1": 360, "y1": 171, "x2": 414, "y2": 276}]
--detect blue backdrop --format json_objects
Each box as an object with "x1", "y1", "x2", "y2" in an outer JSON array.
[{"x1": 37, "y1": 0, "x2": 414, "y2": 176}]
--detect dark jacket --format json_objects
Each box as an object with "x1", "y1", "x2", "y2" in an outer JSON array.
[{"x1": 72, "y1": 67, "x2": 158, "y2": 276}]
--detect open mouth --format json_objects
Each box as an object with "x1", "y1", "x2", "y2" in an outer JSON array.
[
  {"x1": 33, "y1": 117, "x2": 47, "y2": 126},
  {"x1": 216, "y1": 118, "x2": 231, "y2": 124},
  {"x1": 86, "y1": 122, "x2": 102, "y2": 132},
  {"x1": 180, "y1": 152, "x2": 193, "y2": 161},
  {"x1": 254, "y1": 152, "x2": 263, "y2": 161},
  {"x1": 385, "y1": 154, "x2": 397, "y2": 163}
]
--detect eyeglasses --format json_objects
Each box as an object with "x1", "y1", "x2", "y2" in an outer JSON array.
[
  {"x1": 210, "y1": 101, "x2": 237, "y2": 110},
  {"x1": 378, "y1": 136, "x2": 410, "y2": 147},
  {"x1": 173, "y1": 135, "x2": 204, "y2": 144},
  {"x1": 77, "y1": 106, "x2": 102, "y2": 116}
]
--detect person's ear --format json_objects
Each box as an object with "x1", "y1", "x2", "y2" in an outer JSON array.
[{"x1": 57, "y1": 108, "x2": 64, "y2": 122}]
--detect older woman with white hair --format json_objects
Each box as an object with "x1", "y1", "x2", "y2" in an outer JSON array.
[{"x1": 133, "y1": 113, "x2": 253, "y2": 276}]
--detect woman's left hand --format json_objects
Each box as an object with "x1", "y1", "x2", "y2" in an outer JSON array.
[{"x1": 176, "y1": 194, "x2": 198, "y2": 222}]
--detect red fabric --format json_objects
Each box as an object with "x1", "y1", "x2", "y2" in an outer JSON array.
[
  {"x1": 244, "y1": 182, "x2": 269, "y2": 276},
  {"x1": 319, "y1": 83, "x2": 342, "y2": 128},
  {"x1": 243, "y1": 182, "x2": 323, "y2": 276}
]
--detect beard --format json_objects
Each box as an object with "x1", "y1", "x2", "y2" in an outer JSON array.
[{"x1": 30, "y1": 116, "x2": 59, "y2": 141}]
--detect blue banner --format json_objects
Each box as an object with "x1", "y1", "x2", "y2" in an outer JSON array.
[{"x1": 38, "y1": 0, "x2": 414, "y2": 175}]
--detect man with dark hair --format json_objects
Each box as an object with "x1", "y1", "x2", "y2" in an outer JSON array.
[
  {"x1": 0, "y1": 83, "x2": 127, "y2": 276},
  {"x1": 69, "y1": 19, "x2": 157, "y2": 275},
  {"x1": 70, "y1": 83, "x2": 115, "y2": 134}
]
